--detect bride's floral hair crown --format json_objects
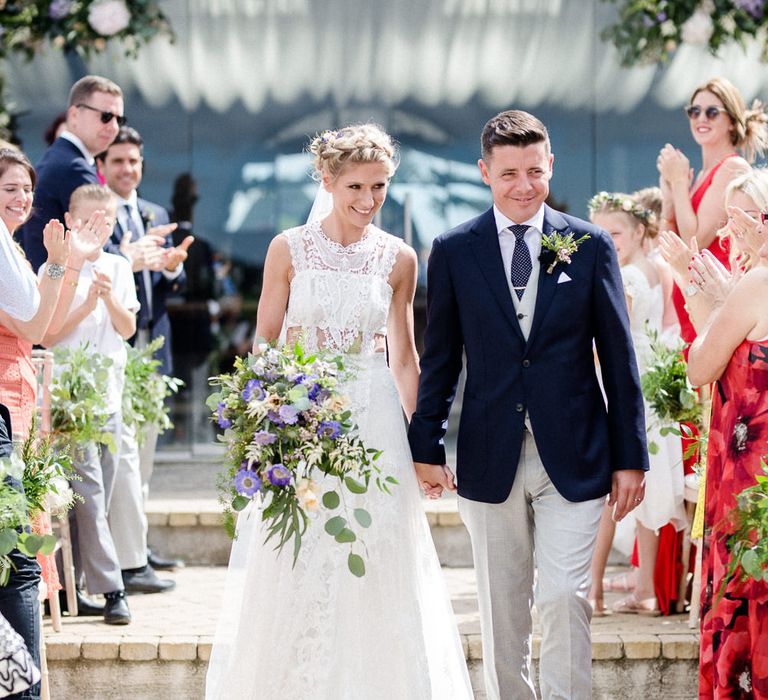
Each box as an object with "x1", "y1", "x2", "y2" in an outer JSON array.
[
  {"x1": 588, "y1": 191, "x2": 657, "y2": 227},
  {"x1": 308, "y1": 123, "x2": 398, "y2": 181}
]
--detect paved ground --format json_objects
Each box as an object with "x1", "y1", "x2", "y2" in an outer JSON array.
[{"x1": 44, "y1": 563, "x2": 695, "y2": 641}]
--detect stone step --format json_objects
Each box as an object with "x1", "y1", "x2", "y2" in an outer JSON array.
[
  {"x1": 146, "y1": 495, "x2": 474, "y2": 568},
  {"x1": 44, "y1": 566, "x2": 699, "y2": 700}
]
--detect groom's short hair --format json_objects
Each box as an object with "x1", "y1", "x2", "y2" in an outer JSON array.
[{"x1": 481, "y1": 110, "x2": 550, "y2": 160}]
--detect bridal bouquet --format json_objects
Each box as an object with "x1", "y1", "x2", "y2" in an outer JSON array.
[{"x1": 207, "y1": 343, "x2": 393, "y2": 577}]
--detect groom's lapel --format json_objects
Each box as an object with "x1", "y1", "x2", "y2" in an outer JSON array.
[
  {"x1": 468, "y1": 209, "x2": 525, "y2": 343},
  {"x1": 527, "y1": 205, "x2": 568, "y2": 345}
]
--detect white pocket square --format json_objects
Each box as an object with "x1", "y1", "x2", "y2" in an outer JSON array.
[{"x1": 557, "y1": 271, "x2": 572, "y2": 284}]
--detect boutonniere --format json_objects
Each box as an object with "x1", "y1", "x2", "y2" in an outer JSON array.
[
  {"x1": 539, "y1": 230, "x2": 591, "y2": 274},
  {"x1": 140, "y1": 209, "x2": 155, "y2": 227}
]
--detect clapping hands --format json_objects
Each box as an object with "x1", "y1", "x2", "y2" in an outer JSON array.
[
  {"x1": 657, "y1": 144, "x2": 693, "y2": 186},
  {"x1": 119, "y1": 222, "x2": 194, "y2": 273},
  {"x1": 69, "y1": 210, "x2": 110, "y2": 264}
]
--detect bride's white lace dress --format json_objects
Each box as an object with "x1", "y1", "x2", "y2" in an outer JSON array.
[{"x1": 205, "y1": 221, "x2": 473, "y2": 700}]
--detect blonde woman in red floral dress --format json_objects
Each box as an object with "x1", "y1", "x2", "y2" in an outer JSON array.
[{"x1": 686, "y1": 208, "x2": 768, "y2": 698}]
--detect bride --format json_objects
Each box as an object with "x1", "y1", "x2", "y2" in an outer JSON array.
[{"x1": 205, "y1": 124, "x2": 473, "y2": 699}]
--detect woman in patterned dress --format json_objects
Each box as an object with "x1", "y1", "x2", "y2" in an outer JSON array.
[{"x1": 686, "y1": 173, "x2": 768, "y2": 698}]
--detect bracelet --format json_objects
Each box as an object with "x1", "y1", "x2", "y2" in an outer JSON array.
[
  {"x1": 65, "y1": 280, "x2": 78, "y2": 288},
  {"x1": 66, "y1": 265, "x2": 81, "y2": 273}
]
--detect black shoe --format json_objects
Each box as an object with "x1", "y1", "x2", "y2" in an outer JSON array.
[
  {"x1": 103, "y1": 590, "x2": 131, "y2": 625},
  {"x1": 122, "y1": 565, "x2": 176, "y2": 595},
  {"x1": 51, "y1": 589, "x2": 105, "y2": 617},
  {"x1": 147, "y1": 549, "x2": 184, "y2": 572}
]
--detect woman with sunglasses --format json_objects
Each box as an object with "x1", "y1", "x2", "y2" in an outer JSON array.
[{"x1": 657, "y1": 77, "x2": 768, "y2": 349}]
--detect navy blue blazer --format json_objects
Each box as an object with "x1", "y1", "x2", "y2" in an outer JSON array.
[
  {"x1": 106, "y1": 198, "x2": 184, "y2": 376},
  {"x1": 20, "y1": 137, "x2": 99, "y2": 272},
  {"x1": 407, "y1": 205, "x2": 649, "y2": 504}
]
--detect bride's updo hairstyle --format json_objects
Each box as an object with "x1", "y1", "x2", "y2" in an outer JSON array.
[{"x1": 309, "y1": 124, "x2": 398, "y2": 181}]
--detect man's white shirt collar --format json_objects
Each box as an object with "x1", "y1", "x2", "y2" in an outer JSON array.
[
  {"x1": 59, "y1": 130, "x2": 95, "y2": 166},
  {"x1": 493, "y1": 204, "x2": 545, "y2": 257}
]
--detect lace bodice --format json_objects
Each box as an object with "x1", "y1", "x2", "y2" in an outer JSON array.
[{"x1": 284, "y1": 221, "x2": 401, "y2": 354}]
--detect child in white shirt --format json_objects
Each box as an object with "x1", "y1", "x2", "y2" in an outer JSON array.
[{"x1": 42, "y1": 184, "x2": 138, "y2": 625}]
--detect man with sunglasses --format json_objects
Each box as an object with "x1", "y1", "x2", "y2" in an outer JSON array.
[{"x1": 20, "y1": 74, "x2": 124, "y2": 271}]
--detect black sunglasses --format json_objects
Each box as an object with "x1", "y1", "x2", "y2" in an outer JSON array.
[
  {"x1": 76, "y1": 103, "x2": 127, "y2": 126},
  {"x1": 684, "y1": 105, "x2": 724, "y2": 121}
]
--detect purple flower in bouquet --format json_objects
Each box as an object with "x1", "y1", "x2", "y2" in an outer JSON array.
[
  {"x1": 268, "y1": 463, "x2": 292, "y2": 487},
  {"x1": 279, "y1": 405, "x2": 300, "y2": 425},
  {"x1": 234, "y1": 468, "x2": 262, "y2": 496},
  {"x1": 49, "y1": 0, "x2": 72, "y2": 20},
  {"x1": 317, "y1": 420, "x2": 341, "y2": 440},
  {"x1": 253, "y1": 430, "x2": 277, "y2": 446},
  {"x1": 735, "y1": 0, "x2": 765, "y2": 19},
  {"x1": 242, "y1": 378, "x2": 265, "y2": 402},
  {"x1": 307, "y1": 383, "x2": 322, "y2": 402},
  {"x1": 216, "y1": 402, "x2": 232, "y2": 429},
  {"x1": 267, "y1": 409, "x2": 284, "y2": 427},
  {"x1": 656, "y1": 12, "x2": 667, "y2": 22},
  {"x1": 292, "y1": 373, "x2": 306, "y2": 385}
]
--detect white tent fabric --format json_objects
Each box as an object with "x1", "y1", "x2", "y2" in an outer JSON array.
[{"x1": 7, "y1": 0, "x2": 768, "y2": 116}]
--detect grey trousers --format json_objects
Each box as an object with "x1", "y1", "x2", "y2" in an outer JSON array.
[
  {"x1": 108, "y1": 422, "x2": 148, "y2": 570},
  {"x1": 69, "y1": 412, "x2": 124, "y2": 594},
  {"x1": 458, "y1": 430, "x2": 604, "y2": 700}
]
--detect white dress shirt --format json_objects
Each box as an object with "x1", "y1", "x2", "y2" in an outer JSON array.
[
  {"x1": 0, "y1": 219, "x2": 39, "y2": 322},
  {"x1": 493, "y1": 204, "x2": 545, "y2": 339}
]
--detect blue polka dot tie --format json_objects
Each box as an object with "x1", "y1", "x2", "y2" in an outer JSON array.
[{"x1": 509, "y1": 224, "x2": 532, "y2": 300}]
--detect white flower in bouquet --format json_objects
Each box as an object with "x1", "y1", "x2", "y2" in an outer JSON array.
[
  {"x1": 681, "y1": 10, "x2": 714, "y2": 45},
  {"x1": 88, "y1": 0, "x2": 131, "y2": 36},
  {"x1": 660, "y1": 20, "x2": 677, "y2": 38},
  {"x1": 46, "y1": 476, "x2": 75, "y2": 515},
  {"x1": 296, "y1": 478, "x2": 321, "y2": 513}
]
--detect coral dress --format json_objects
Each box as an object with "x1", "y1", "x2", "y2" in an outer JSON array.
[
  {"x1": 699, "y1": 338, "x2": 768, "y2": 698},
  {"x1": 0, "y1": 324, "x2": 35, "y2": 440}
]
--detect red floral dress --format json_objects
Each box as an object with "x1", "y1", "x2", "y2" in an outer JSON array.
[{"x1": 700, "y1": 338, "x2": 768, "y2": 699}]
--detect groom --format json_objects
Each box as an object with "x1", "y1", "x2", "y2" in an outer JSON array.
[{"x1": 408, "y1": 110, "x2": 649, "y2": 700}]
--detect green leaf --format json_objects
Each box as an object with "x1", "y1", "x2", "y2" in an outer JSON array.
[
  {"x1": 335, "y1": 528, "x2": 356, "y2": 544},
  {"x1": 348, "y1": 552, "x2": 365, "y2": 577},
  {"x1": 345, "y1": 476, "x2": 367, "y2": 494},
  {"x1": 647, "y1": 441, "x2": 659, "y2": 455},
  {"x1": 21, "y1": 534, "x2": 43, "y2": 554},
  {"x1": 322, "y1": 491, "x2": 340, "y2": 509},
  {"x1": 0, "y1": 529, "x2": 18, "y2": 556},
  {"x1": 232, "y1": 495, "x2": 250, "y2": 512},
  {"x1": 324, "y1": 516, "x2": 346, "y2": 536},
  {"x1": 38, "y1": 535, "x2": 57, "y2": 556},
  {"x1": 353, "y1": 508, "x2": 372, "y2": 528}
]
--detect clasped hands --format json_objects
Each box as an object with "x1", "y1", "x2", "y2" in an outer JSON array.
[
  {"x1": 413, "y1": 462, "x2": 457, "y2": 499},
  {"x1": 119, "y1": 222, "x2": 195, "y2": 273}
]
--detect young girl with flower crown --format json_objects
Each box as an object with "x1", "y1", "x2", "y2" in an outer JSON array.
[{"x1": 588, "y1": 191, "x2": 687, "y2": 616}]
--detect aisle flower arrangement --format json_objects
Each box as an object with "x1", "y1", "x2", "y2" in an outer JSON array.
[
  {"x1": 0, "y1": 422, "x2": 77, "y2": 586},
  {"x1": 603, "y1": 0, "x2": 768, "y2": 65},
  {"x1": 208, "y1": 343, "x2": 394, "y2": 577},
  {"x1": 122, "y1": 336, "x2": 183, "y2": 445}
]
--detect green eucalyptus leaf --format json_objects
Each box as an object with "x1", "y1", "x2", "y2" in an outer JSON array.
[
  {"x1": 322, "y1": 491, "x2": 340, "y2": 509},
  {"x1": 348, "y1": 553, "x2": 365, "y2": 577},
  {"x1": 344, "y1": 476, "x2": 367, "y2": 494},
  {"x1": 324, "y1": 516, "x2": 346, "y2": 536},
  {"x1": 335, "y1": 528, "x2": 356, "y2": 544},
  {"x1": 0, "y1": 529, "x2": 18, "y2": 556},
  {"x1": 232, "y1": 495, "x2": 250, "y2": 512},
  {"x1": 353, "y1": 508, "x2": 372, "y2": 528}
]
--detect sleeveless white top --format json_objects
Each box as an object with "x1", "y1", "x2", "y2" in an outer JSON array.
[{"x1": 283, "y1": 220, "x2": 401, "y2": 355}]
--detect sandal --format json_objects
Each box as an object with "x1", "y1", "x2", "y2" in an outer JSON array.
[
  {"x1": 611, "y1": 594, "x2": 661, "y2": 617},
  {"x1": 602, "y1": 571, "x2": 636, "y2": 592},
  {"x1": 589, "y1": 598, "x2": 611, "y2": 617}
]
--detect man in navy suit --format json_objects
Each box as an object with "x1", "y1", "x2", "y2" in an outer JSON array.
[
  {"x1": 408, "y1": 110, "x2": 649, "y2": 700},
  {"x1": 20, "y1": 75, "x2": 124, "y2": 271},
  {"x1": 98, "y1": 127, "x2": 193, "y2": 588}
]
